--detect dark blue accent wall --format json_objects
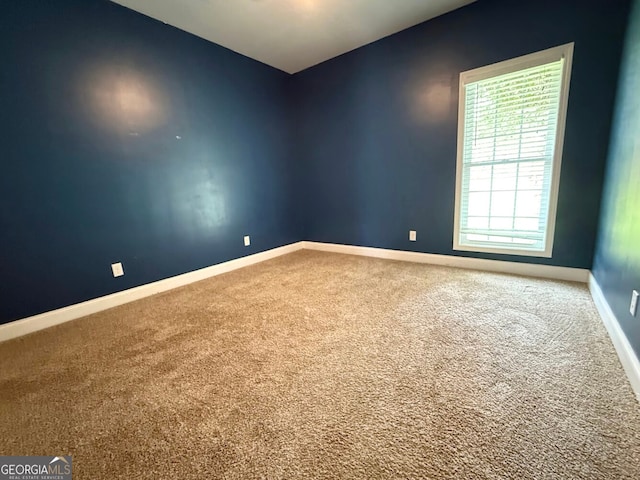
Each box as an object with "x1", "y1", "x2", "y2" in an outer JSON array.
[
  {"x1": 593, "y1": 0, "x2": 640, "y2": 359},
  {"x1": 0, "y1": 0, "x2": 634, "y2": 327},
  {"x1": 293, "y1": 0, "x2": 630, "y2": 268},
  {"x1": 0, "y1": 0, "x2": 298, "y2": 324}
]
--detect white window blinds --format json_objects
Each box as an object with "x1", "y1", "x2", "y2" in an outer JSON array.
[{"x1": 454, "y1": 44, "x2": 573, "y2": 257}]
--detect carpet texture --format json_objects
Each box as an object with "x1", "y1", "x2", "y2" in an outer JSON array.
[{"x1": 1, "y1": 250, "x2": 639, "y2": 479}]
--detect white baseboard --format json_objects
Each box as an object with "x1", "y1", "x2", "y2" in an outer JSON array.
[
  {"x1": 0, "y1": 241, "x2": 592, "y2": 344},
  {"x1": 302, "y1": 241, "x2": 590, "y2": 283},
  {"x1": 0, "y1": 242, "x2": 305, "y2": 344},
  {"x1": 3, "y1": 239, "x2": 636, "y2": 403},
  {"x1": 4, "y1": 239, "x2": 636, "y2": 402},
  {"x1": 589, "y1": 274, "x2": 640, "y2": 401}
]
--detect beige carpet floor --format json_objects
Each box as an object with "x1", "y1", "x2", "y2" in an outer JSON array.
[{"x1": 1, "y1": 250, "x2": 639, "y2": 479}]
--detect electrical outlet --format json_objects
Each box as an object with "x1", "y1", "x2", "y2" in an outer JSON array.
[
  {"x1": 631, "y1": 290, "x2": 639, "y2": 317},
  {"x1": 244, "y1": 235, "x2": 251, "y2": 247},
  {"x1": 111, "y1": 262, "x2": 124, "y2": 278},
  {"x1": 409, "y1": 230, "x2": 417, "y2": 242}
]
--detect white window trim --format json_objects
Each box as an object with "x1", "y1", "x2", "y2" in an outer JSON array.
[{"x1": 453, "y1": 43, "x2": 574, "y2": 258}]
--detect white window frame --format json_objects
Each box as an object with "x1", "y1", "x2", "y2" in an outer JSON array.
[{"x1": 453, "y1": 43, "x2": 574, "y2": 257}]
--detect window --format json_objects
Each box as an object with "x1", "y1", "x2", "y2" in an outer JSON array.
[{"x1": 453, "y1": 43, "x2": 574, "y2": 257}]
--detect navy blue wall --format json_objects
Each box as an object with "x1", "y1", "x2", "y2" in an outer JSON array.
[
  {"x1": 593, "y1": 0, "x2": 640, "y2": 359},
  {"x1": 0, "y1": 0, "x2": 297, "y2": 324},
  {"x1": 293, "y1": 0, "x2": 630, "y2": 268},
  {"x1": 0, "y1": 0, "x2": 634, "y2": 326}
]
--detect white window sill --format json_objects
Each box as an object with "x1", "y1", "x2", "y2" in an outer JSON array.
[{"x1": 453, "y1": 243, "x2": 552, "y2": 258}]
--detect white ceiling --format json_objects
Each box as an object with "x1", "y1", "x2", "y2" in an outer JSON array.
[{"x1": 110, "y1": 0, "x2": 476, "y2": 74}]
